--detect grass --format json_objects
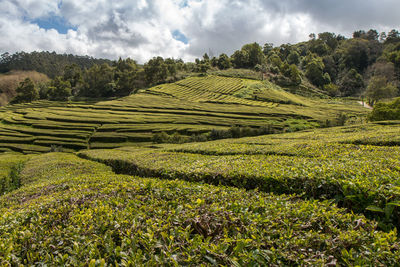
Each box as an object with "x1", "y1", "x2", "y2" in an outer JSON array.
[
  {"x1": 79, "y1": 122, "x2": 400, "y2": 231},
  {"x1": 0, "y1": 152, "x2": 398, "y2": 265},
  {"x1": 0, "y1": 75, "x2": 368, "y2": 152}
]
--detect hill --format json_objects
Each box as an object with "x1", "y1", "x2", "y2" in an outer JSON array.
[
  {"x1": 0, "y1": 70, "x2": 49, "y2": 106},
  {"x1": 0, "y1": 74, "x2": 367, "y2": 153},
  {"x1": 0, "y1": 51, "x2": 113, "y2": 78}
]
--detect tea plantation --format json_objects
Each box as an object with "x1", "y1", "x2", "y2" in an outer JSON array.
[
  {"x1": 0, "y1": 153, "x2": 399, "y2": 265},
  {"x1": 0, "y1": 75, "x2": 366, "y2": 153},
  {"x1": 1, "y1": 74, "x2": 399, "y2": 265}
]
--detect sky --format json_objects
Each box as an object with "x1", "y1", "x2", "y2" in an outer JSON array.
[{"x1": 0, "y1": 0, "x2": 399, "y2": 63}]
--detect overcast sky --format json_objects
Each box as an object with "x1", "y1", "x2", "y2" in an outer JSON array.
[{"x1": 1, "y1": 0, "x2": 399, "y2": 63}]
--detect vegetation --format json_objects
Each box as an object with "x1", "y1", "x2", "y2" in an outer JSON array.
[
  {"x1": 0, "y1": 153, "x2": 398, "y2": 265},
  {"x1": 369, "y1": 97, "x2": 400, "y2": 121},
  {"x1": 0, "y1": 70, "x2": 49, "y2": 106},
  {"x1": 2, "y1": 28, "x2": 400, "y2": 106},
  {"x1": 1, "y1": 28, "x2": 400, "y2": 265},
  {"x1": 0, "y1": 51, "x2": 112, "y2": 78},
  {"x1": 0, "y1": 75, "x2": 367, "y2": 153},
  {"x1": 80, "y1": 122, "x2": 400, "y2": 231}
]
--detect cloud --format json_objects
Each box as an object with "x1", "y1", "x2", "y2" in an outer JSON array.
[{"x1": 0, "y1": 0, "x2": 400, "y2": 63}]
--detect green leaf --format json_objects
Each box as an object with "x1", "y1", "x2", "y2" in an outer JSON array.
[
  {"x1": 366, "y1": 205, "x2": 384, "y2": 213},
  {"x1": 387, "y1": 202, "x2": 400, "y2": 207}
]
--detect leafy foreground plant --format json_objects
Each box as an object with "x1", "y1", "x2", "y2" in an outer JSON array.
[{"x1": 0, "y1": 153, "x2": 399, "y2": 265}]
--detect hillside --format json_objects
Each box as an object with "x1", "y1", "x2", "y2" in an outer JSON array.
[
  {"x1": 0, "y1": 51, "x2": 113, "y2": 78},
  {"x1": 80, "y1": 122, "x2": 400, "y2": 228},
  {"x1": 0, "y1": 74, "x2": 367, "y2": 153},
  {"x1": 0, "y1": 70, "x2": 49, "y2": 106},
  {"x1": 1, "y1": 123, "x2": 400, "y2": 265}
]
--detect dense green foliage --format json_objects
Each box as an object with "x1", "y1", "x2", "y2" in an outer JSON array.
[
  {"x1": 80, "y1": 123, "x2": 400, "y2": 231},
  {"x1": 0, "y1": 153, "x2": 29, "y2": 194},
  {"x1": 4, "y1": 28, "x2": 400, "y2": 104},
  {"x1": 0, "y1": 51, "x2": 112, "y2": 78},
  {"x1": 10, "y1": 78, "x2": 39, "y2": 104},
  {"x1": 0, "y1": 153, "x2": 398, "y2": 265},
  {"x1": 369, "y1": 97, "x2": 400, "y2": 121}
]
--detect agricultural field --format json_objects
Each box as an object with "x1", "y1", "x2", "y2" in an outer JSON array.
[
  {"x1": 0, "y1": 74, "x2": 399, "y2": 264},
  {"x1": 0, "y1": 75, "x2": 367, "y2": 153},
  {"x1": 0, "y1": 152, "x2": 399, "y2": 265},
  {"x1": 80, "y1": 122, "x2": 400, "y2": 232}
]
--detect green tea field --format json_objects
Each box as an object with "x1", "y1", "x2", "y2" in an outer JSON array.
[
  {"x1": 80, "y1": 122, "x2": 400, "y2": 231},
  {"x1": 0, "y1": 152, "x2": 399, "y2": 265},
  {"x1": 0, "y1": 75, "x2": 367, "y2": 153},
  {"x1": 1, "y1": 75, "x2": 399, "y2": 265}
]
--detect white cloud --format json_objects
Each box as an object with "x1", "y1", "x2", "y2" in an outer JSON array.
[{"x1": 1, "y1": 0, "x2": 400, "y2": 63}]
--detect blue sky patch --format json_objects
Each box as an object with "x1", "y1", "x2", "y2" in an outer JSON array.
[
  {"x1": 172, "y1": 30, "x2": 189, "y2": 44},
  {"x1": 32, "y1": 16, "x2": 76, "y2": 34}
]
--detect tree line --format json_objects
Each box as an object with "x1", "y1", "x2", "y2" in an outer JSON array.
[{"x1": 6, "y1": 28, "x2": 400, "y2": 105}]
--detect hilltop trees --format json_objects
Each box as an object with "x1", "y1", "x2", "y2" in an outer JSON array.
[
  {"x1": 4, "y1": 27, "x2": 400, "y2": 104},
  {"x1": 231, "y1": 43, "x2": 264, "y2": 68},
  {"x1": 0, "y1": 51, "x2": 112, "y2": 78}
]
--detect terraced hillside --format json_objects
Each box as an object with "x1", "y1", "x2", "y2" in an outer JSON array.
[
  {"x1": 0, "y1": 152, "x2": 399, "y2": 265},
  {"x1": 80, "y1": 122, "x2": 400, "y2": 231},
  {"x1": 0, "y1": 75, "x2": 367, "y2": 153}
]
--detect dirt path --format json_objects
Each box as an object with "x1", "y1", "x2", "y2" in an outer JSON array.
[{"x1": 357, "y1": 101, "x2": 373, "y2": 109}]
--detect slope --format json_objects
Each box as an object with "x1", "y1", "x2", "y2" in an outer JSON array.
[
  {"x1": 0, "y1": 75, "x2": 368, "y2": 153},
  {"x1": 0, "y1": 152, "x2": 398, "y2": 265}
]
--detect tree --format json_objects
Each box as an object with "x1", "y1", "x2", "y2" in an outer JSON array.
[
  {"x1": 288, "y1": 64, "x2": 302, "y2": 85},
  {"x1": 287, "y1": 51, "x2": 300, "y2": 65},
  {"x1": 242, "y1": 42, "x2": 264, "y2": 68},
  {"x1": 305, "y1": 59, "x2": 330, "y2": 87},
  {"x1": 337, "y1": 39, "x2": 370, "y2": 73},
  {"x1": 366, "y1": 61, "x2": 396, "y2": 82},
  {"x1": 232, "y1": 43, "x2": 264, "y2": 68},
  {"x1": 263, "y1": 43, "x2": 273, "y2": 55},
  {"x1": 114, "y1": 58, "x2": 138, "y2": 96},
  {"x1": 365, "y1": 76, "x2": 398, "y2": 105},
  {"x1": 63, "y1": 64, "x2": 83, "y2": 88},
  {"x1": 217, "y1": 54, "x2": 231, "y2": 69},
  {"x1": 10, "y1": 78, "x2": 39, "y2": 103},
  {"x1": 385, "y1": 29, "x2": 400, "y2": 44},
  {"x1": 164, "y1": 58, "x2": 177, "y2": 78},
  {"x1": 318, "y1": 32, "x2": 339, "y2": 50},
  {"x1": 338, "y1": 69, "x2": 364, "y2": 96},
  {"x1": 144, "y1": 57, "x2": 169, "y2": 84},
  {"x1": 48, "y1": 77, "x2": 71, "y2": 101},
  {"x1": 82, "y1": 64, "x2": 115, "y2": 97},
  {"x1": 231, "y1": 50, "x2": 249, "y2": 68}
]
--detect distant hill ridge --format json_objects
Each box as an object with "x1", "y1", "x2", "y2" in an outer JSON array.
[{"x1": 0, "y1": 51, "x2": 112, "y2": 78}]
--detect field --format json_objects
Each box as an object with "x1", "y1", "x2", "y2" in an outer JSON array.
[
  {"x1": 79, "y1": 122, "x2": 400, "y2": 231},
  {"x1": 0, "y1": 152, "x2": 399, "y2": 265},
  {"x1": 1, "y1": 73, "x2": 398, "y2": 265},
  {"x1": 0, "y1": 74, "x2": 367, "y2": 153}
]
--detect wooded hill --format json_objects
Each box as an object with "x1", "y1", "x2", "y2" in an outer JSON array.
[{"x1": 1, "y1": 28, "x2": 400, "y2": 107}]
